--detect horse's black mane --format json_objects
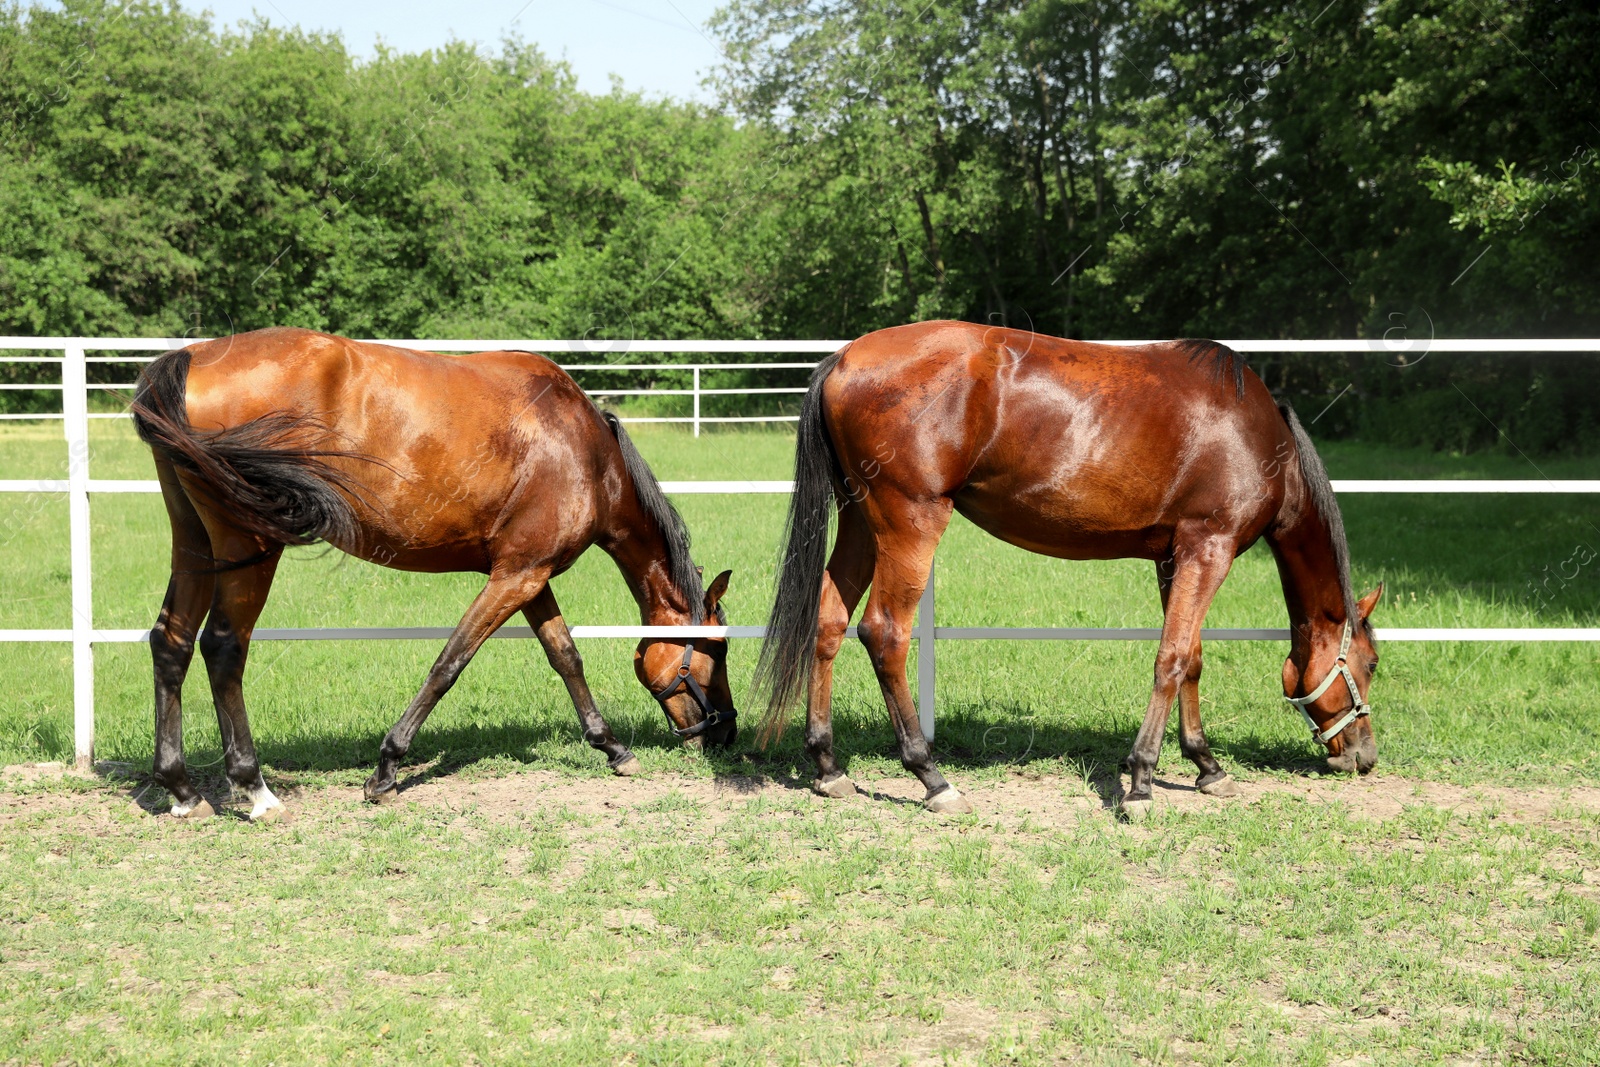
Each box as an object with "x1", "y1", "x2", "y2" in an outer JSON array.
[
  {"x1": 1279, "y1": 402, "x2": 1364, "y2": 634},
  {"x1": 1173, "y1": 338, "x2": 1247, "y2": 398},
  {"x1": 1171, "y1": 339, "x2": 1363, "y2": 630},
  {"x1": 601, "y1": 410, "x2": 708, "y2": 623}
]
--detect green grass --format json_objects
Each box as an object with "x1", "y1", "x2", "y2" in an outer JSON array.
[
  {"x1": 1, "y1": 422, "x2": 1597, "y2": 784},
  {"x1": 3, "y1": 773, "x2": 1598, "y2": 1064},
  {"x1": 3, "y1": 422, "x2": 1600, "y2": 1064}
]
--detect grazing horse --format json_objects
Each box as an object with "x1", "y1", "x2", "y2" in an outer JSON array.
[
  {"x1": 755, "y1": 321, "x2": 1380, "y2": 816},
  {"x1": 131, "y1": 328, "x2": 737, "y2": 822}
]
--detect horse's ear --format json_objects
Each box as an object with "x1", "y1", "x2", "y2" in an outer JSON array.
[
  {"x1": 1357, "y1": 583, "x2": 1384, "y2": 622},
  {"x1": 704, "y1": 569, "x2": 732, "y2": 615}
]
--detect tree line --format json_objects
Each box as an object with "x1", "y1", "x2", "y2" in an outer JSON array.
[{"x1": 2, "y1": 0, "x2": 1596, "y2": 450}]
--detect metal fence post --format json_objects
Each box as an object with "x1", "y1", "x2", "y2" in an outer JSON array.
[
  {"x1": 917, "y1": 558, "x2": 935, "y2": 742},
  {"x1": 62, "y1": 344, "x2": 94, "y2": 770},
  {"x1": 692, "y1": 366, "x2": 701, "y2": 438}
]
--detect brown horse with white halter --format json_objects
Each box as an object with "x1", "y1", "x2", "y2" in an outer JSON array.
[
  {"x1": 755, "y1": 321, "x2": 1380, "y2": 816},
  {"x1": 132, "y1": 328, "x2": 737, "y2": 821}
]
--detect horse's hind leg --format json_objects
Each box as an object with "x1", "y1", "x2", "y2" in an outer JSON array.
[
  {"x1": 523, "y1": 585, "x2": 640, "y2": 775},
  {"x1": 1156, "y1": 562, "x2": 1237, "y2": 798},
  {"x1": 150, "y1": 458, "x2": 217, "y2": 818},
  {"x1": 856, "y1": 497, "x2": 969, "y2": 813},
  {"x1": 809, "y1": 501, "x2": 875, "y2": 798},
  {"x1": 365, "y1": 568, "x2": 551, "y2": 802},
  {"x1": 1124, "y1": 536, "x2": 1234, "y2": 817},
  {"x1": 195, "y1": 524, "x2": 285, "y2": 822}
]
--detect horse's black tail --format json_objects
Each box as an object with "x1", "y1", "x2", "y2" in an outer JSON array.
[
  {"x1": 130, "y1": 348, "x2": 367, "y2": 548},
  {"x1": 752, "y1": 348, "x2": 846, "y2": 744},
  {"x1": 601, "y1": 410, "x2": 706, "y2": 622}
]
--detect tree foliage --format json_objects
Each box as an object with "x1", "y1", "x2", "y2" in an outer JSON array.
[
  {"x1": 712, "y1": 0, "x2": 1597, "y2": 339},
  {"x1": 714, "y1": 0, "x2": 1600, "y2": 450},
  {"x1": 1, "y1": 0, "x2": 1596, "y2": 448},
  {"x1": 0, "y1": 0, "x2": 769, "y2": 341}
]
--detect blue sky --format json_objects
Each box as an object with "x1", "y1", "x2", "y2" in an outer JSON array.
[{"x1": 181, "y1": 0, "x2": 726, "y2": 101}]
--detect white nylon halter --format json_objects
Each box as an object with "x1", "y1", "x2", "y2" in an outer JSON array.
[{"x1": 1284, "y1": 621, "x2": 1370, "y2": 745}]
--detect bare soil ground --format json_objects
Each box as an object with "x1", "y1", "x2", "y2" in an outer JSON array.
[{"x1": 5, "y1": 760, "x2": 1597, "y2": 832}]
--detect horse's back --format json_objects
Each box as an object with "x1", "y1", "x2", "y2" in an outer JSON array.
[
  {"x1": 182, "y1": 329, "x2": 585, "y2": 428},
  {"x1": 826, "y1": 321, "x2": 1291, "y2": 560},
  {"x1": 175, "y1": 329, "x2": 615, "y2": 571}
]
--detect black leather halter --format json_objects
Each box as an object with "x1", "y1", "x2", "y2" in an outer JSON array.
[{"x1": 651, "y1": 642, "x2": 737, "y2": 739}]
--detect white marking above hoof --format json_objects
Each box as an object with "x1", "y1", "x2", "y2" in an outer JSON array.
[
  {"x1": 612, "y1": 756, "x2": 642, "y2": 777},
  {"x1": 1120, "y1": 798, "x2": 1154, "y2": 822},
  {"x1": 248, "y1": 783, "x2": 286, "y2": 822},
  {"x1": 925, "y1": 787, "x2": 974, "y2": 815},
  {"x1": 251, "y1": 804, "x2": 291, "y2": 825},
  {"x1": 812, "y1": 774, "x2": 858, "y2": 799},
  {"x1": 171, "y1": 797, "x2": 215, "y2": 820},
  {"x1": 1198, "y1": 774, "x2": 1241, "y2": 798}
]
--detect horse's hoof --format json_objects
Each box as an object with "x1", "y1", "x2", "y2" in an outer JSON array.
[
  {"x1": 925, "y1": 787, "x2": 974, "y2": 815},
  {"x1": 251, "y1": 804, "x2": 290, "y2": 825},
  {"x1": 364, "y1": 784, "x2": 398, "y2": 805},
  {"x1": 1120, "y1": 798, "x2": 1154, "y2": 822},
  {"x1": 611, "y1": 755, "x2": 642, "y2": 777},
  {"x1": 812, "y1": 774, "x2": 857, "y2": 799},
  {"x1": 171, "y1": 797, "x2": 214, "y2": 821},
  {"x1": 1197, "y1": 773, "x2": 1240, "y2": 798}
]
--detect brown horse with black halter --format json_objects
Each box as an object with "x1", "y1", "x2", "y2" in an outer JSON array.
[
  {"x1": 755, "y1": 321, "x2": 1380, "y2": 816},
  {"x1": 131, "y1": 327, "x2": 737, "y2": 822}
]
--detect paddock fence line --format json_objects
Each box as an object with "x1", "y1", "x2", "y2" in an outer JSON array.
[{"x1": 1, "y1": 337, "x2": 1596, "y2": 768}]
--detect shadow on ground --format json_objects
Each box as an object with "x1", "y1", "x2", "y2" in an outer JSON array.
[{"x1": 102, "y1": 699, "x2": 1347, "y2": 814}]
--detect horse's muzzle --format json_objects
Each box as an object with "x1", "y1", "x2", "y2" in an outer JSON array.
[
  {"x1": 700, "y1": 711, "x2": 738, "y2": 751},
  {"x1": 1326, "y1": 718, "x2": 1377, "y2": 774}
]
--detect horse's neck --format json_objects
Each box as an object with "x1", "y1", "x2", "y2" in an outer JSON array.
[
  {"x1": 1267, "y1": 481, "x2": 1349, "y2": 652},
  {"x1": 608, "y1": 524, "x2": 696, "y2": 627}
]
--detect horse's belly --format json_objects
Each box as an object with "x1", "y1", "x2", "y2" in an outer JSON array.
[
  {"x1": 952, "y1": 481, "x2": 1172, "y2": 561},
  {"x1": 323, "y1": 474, "x2": 510, "y2": 573},
  {"x1": 334, "y1": 464, "x2": 596, "y2": 575},
  {"x1": 323, "y1": 505, "x2": 494, "y2": 573},
  {"x1": 334, "y1": 532, "x2": 494, "y2": 574}
]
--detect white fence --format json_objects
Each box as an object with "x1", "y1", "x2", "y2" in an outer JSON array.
[{"x1": 1, "y1": 336, "x2": 1597, "y2": 769}]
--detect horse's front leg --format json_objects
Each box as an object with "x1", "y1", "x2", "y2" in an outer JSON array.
[
  {"x1": 1155, "y1": 562, "x2": 1238, "y2": 798},
  {"x1": 523, "y1": 586, "x2": 639, "y2": 775},
  {"x1": 365, "y1": 569, "x2": 549, "y2": 802},
  {"x1": 1124, "y1": 537, "x2": 1234, "y2": 818}
]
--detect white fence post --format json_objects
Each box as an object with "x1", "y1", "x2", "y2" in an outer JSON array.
[
  {"x1": 918, "y1": 558, "x2": 935, "y2": 742},
  {"x1": 692, "y1": 366, "x2": 701, "y2": 438},
  {"x1": 62, "y1": 344, "x2": 94, "y2": 770}
]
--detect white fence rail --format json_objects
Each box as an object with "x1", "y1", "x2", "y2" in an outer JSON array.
[{"x1": 2, "y1": 337, "x2": 1597, "y2": 769}]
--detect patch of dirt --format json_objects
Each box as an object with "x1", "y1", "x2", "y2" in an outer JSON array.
[
  {"x1": 318, "y1": 765, "x2": 1600, "y2": 829},
  {"x1": 600, "y1": 908, "x2": 653, "y2": 931},
  {"x1": 0, "y1": 761, "x2": 89, "y2": 785},
  {"x1": 3, "y1": 760, "x2": 1599, "y2": 834},
  {"x1": 863, "y1": 999, "x2": 1033, "y2": 1066},
  {"x1": 0, "y1": 761, "x2": 57, "y2": 782}
]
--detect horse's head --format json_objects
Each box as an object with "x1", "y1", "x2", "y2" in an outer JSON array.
[
  {"x1": 1284, "y1": 584, "x2": 1382, "y2": 774},
  {"x1": 635, "y1": 569, "x2": 738, "y2": 750}
]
